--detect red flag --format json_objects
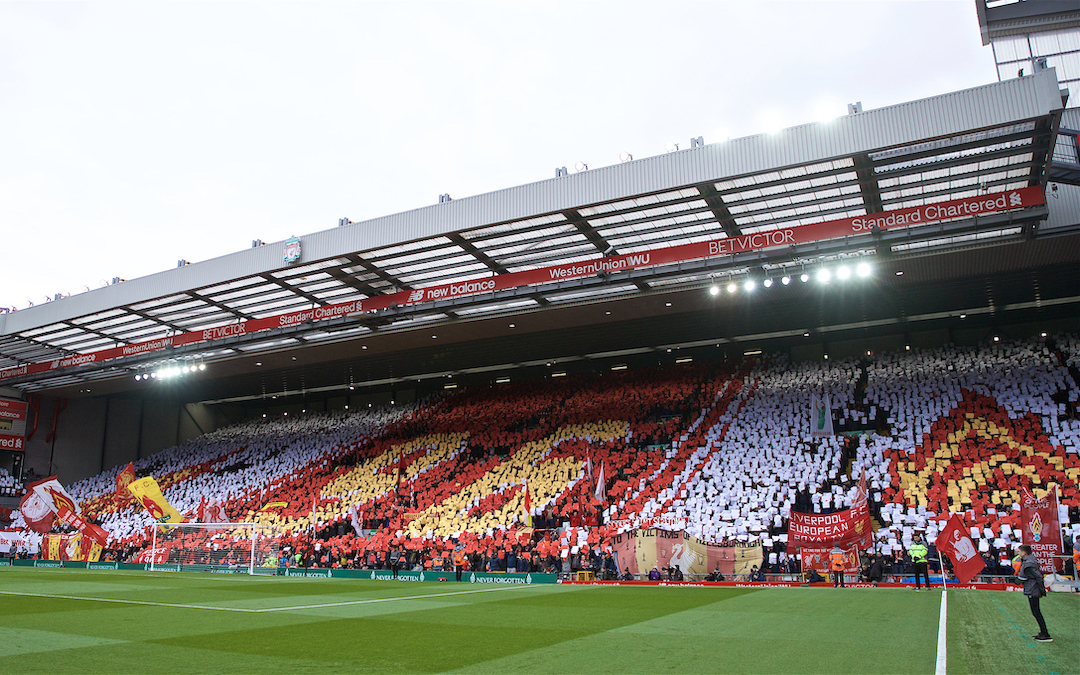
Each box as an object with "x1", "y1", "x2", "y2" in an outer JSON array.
[
  {"x1": 18, "y1": 477, "x2": 57, "y2": 534},
  {"x1": 115, "y1": 462, "x2": 136, "y2": 505},
  {"x1": 935, "y1": 514, "x2": 986, "y2": 584}
]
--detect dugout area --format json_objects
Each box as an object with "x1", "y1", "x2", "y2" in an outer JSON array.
[{"x1": 0, "y1": 567, "x2": 1076, "y2": 674}]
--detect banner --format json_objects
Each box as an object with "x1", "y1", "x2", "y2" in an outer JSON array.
[
  {"x1": 0, "y1": 186, "x2": 1046, "y2": 383},
  {"x1": 801, "y1": 547, "x2": 861, "y2": 574},
  {"x1": 115, "y1": 462, "x2": 136, "y2": 505},
  {"x1": 1019, "y1": 486, "x2": 1064, "y2": 573},
  {"x1": 41, "y1": 533, "x2": 100, "y2": 562},
  {"x1": 787, "y1": 499, "x2": 873, "y2": 553},
  {"x1": 810, "y1": 394, "x2": 834, "y2": 437},
  {"x1": 611, "y1": 529, "x2": 763, "y2": 578},
  {"x1": 0, "y1": 530, "x2": 37, "y2": 554},
  {"x1": 935, "y1": 514, "x2": 986, "y2": 584},
  {"x1": 127, "y1": 476, "x2": 185, "y2": 525}
]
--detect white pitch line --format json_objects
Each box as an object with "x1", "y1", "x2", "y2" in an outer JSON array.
[
  {"x1": 0, "y1": 583, "x2": 536, "y2": 614},
  {"x1": 935, "y1": 590, "x2": 947, "y2": 675},
  {"x1": 0, "y1": 589, "x2": 262, "y2": 613}
]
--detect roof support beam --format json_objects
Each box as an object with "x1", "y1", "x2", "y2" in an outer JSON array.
[
  {"x1": 564, "y1": 210, "x2": 615, "y2": 256},
  {"x1": 448, "y1": 233, "x2": 510, "y2": 275},
  {"x1": 697, "y1": 184, "x2": 741, "y2": 237}
]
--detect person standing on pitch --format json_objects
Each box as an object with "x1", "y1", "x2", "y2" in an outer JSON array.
[
  {"x1": 829, "y1": 545, "x2": 846, "y2": 587},
  {"x1": 909, "y1": 538, "x2": 930, "y2": 591},
  {"x1": 453, "y1": 546, "x2": 466, "y2": 582},
  {"x1": 1014, "y1": 544, "x2": 1052, "y2": 642}
]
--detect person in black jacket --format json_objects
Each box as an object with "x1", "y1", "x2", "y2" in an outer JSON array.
[{"x1": 1014, "y1": 545, "x2": 1052, "y2": 642}]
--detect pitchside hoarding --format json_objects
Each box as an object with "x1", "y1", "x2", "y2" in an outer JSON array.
[{"x1": 0, "y1": 187, "x2": 1045, "y2": 383}]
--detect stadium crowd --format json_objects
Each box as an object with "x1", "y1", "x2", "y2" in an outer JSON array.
[{"x1": 6, "y1": 335, "x2": 1079, "y2": 579}]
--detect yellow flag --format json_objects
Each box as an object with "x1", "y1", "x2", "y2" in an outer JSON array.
[{"x1": 127, "y1": 476, "x2": 185, "y2": 524}]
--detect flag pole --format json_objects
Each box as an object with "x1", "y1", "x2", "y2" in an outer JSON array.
[{"x1": 938, "y1": 547, "x2": 947, "y2": 590}]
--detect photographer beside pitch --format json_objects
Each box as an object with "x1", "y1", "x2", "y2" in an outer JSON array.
[{"x1": 1013, "y1": 545, "x2": 1052, "y2": 643}]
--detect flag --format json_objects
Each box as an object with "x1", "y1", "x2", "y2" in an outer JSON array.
[
  {"x1": 18, "y1": 477, "x2": 58, "y2": 534},
  {"x1": 33, "y1": 477, "x2": 80, "y2": 516},
  {"x1": 855, "y1": 467, "x2": 869, "y2": 503},
  {"x1": 595, "y1": 462, "x2": 606, "y2": 503},
  {"x1": 585, "y1": 455, "x2": 593, "y2": 481},
  {"x1": 348, "y1": 504, "x2": 364, "y2": 536},
  {"x1": 115, "y1": 462, "x2": 136, "y2": 505},
  {"x1": 523, "y1": 479, "x2": 532, "y2": 527},
  {"x1": 202, "y1": 497, "x2": 230, "y2": 524},
  {"x1": 810, "y1": 393, "x2": 834, "y2": 437},
  {"x1": 935, "y1": 514, "x2": 986, "y2": 584},
  {"x1": 127, "y1": 476, "x2": 185, "y2": 524}
]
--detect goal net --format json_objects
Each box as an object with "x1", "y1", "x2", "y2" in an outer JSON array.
[{"x1": 150, "y1": 523, "x2": 281, "y2": 575}]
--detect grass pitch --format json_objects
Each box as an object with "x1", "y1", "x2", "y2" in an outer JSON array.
[{"x1": 0, "y1": 569, "x2": 1076, "y2": 674}]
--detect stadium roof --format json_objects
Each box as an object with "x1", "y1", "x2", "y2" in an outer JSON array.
[{"x1": 0, "y1": 69, "x2": 1076, "y2": 397}]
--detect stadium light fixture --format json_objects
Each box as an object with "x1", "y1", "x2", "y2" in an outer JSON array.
[
  {"x1": 726, "y1": 283, "x2": 737, "y2": 294},
  {"x1": 744, "y1": 280, "x2": 756, "y2": 292},
  {"x1": 763, "y1": 279, "x2": 773, "y2": 288},
  {"x1": 817, "y1": 269, "x2": 832, "y2": 283},
  {"x1": 856, "y1": 262, "x2": 872, "y2": 277},
  {"x1": 800, "y1": 273, "x2": 809, "y2": 283},
  {"x1": 781, "y1": 276, "x2": 791, "y2": 285},
  {"x1": 709, "y1": 285, "x2": 720, "y2": 296},
  {"x1": 199, "y1": 363, "x2": 206, "y2": 371},
  {"x1": 836, "y1": 266, "x2": 851, "y2": 280}
]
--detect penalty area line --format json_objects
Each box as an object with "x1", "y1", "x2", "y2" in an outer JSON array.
[
  {"x1": 0, "y1": 583, "x2": 538, "y2": 614},
  {"x1": 935, "y1": 590, "x2": 947, "y2": 675}
]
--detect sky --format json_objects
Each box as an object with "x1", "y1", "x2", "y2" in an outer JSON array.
[{"x1": 0, "y1": 1, "x2": 1000, "y2": 313}]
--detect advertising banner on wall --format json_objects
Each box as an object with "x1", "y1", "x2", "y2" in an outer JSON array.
[{"x1": 0, "y1": 187, "x2": 1046, "y2": 383}]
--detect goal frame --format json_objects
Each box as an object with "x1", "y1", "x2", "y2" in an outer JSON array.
[{"x1": 150, "y1": 522, "x2": 276, "y2": 575}]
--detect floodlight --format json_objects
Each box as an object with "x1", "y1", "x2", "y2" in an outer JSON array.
[
  {"x1": 781, "y1": 276, "x2": 791, "y2": 285},
  {"x1": 856, "y1": 262, "x2": 871, "y2": 277},
  {"x1": 800, "y1": 273, "x2": 809, "y2": 283},
  {"x1": 763, "y1": 279, "x2": 773, "y2": 288},
  {"x1": 198, "y1": 364, "x2": 206, "y2": 371},
  {"x1": 836, "y1": 266, "x2": 851, "y2": 280},
  {"x1": 709, "y1": 285, "x2": 720, "y2": 296},
  {"x1": 817, "y1": 269, "x2": 832, "y2": 283},
  {"x1": 744, "y1": 280, "x2": 756, "y2": 291},
  {"x1": 726, "y1": 283, "x2": 737, "y2": 294}
]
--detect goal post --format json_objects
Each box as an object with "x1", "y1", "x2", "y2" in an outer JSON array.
[{"x1": 149, "y1": 522, "x2": 280, "y2": 575}]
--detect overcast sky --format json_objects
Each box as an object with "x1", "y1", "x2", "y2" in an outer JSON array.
[{"x1": 0, "y1": 1, "x2": 998, "y2": 312}]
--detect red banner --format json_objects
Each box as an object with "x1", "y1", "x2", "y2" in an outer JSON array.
[
  {"x1": 1019, "y1": 486, "x2": 1064, "y2": 573},
  {"x1": 0, "y1": 433, "x2": 24, "y2": 451},
  {"x1": 787, "y1": 499, "x2": 874, "y2": 553},
  {"x1": 801, "y1": 546, "x2": 861, "y2": 573},
  {"x1": 0, "y1": 187, "x2": 1045, "y2": 382}
]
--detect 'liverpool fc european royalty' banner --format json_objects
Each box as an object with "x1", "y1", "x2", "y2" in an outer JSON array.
[
  {"x1": 786, "y1": 499, "x2": 873, "y2": 553},
  {"x1": 1019, "y1": 486, "x2": 1064, "y2": 573},
  {"x1": 610, "y1": 529, "x2": 763, "y2": 577}
]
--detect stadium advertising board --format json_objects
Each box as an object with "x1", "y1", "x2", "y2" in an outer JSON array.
[
  {"x1": 0, "y1": 187, "x2": 1044, "y2": 382},
  {"x1": 0, "y1": 398, "x2": 28, "y2": 450}
]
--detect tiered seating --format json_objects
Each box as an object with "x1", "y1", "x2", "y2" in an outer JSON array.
[
  {"x1": 0, "y1": 467, "x2": 21, "y2": 498},
  {"x1": 10, "y1": 334, "x2": 1079, "y2": 572}
]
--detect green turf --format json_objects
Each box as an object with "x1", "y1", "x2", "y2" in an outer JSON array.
[
  {"x1": 0, "y1": 568, "x2": 1075, "y2": 674},
  {"x1": 947, "y1": 589, "x2": 1079, "y2": 675}
]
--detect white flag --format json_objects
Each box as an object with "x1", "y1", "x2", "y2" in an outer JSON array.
[
  {"x1": 595, "y1": 462, "x2": 606, "y2": 503},
  {"x1": 811, "y1": 393, "x2": 834, "y2": 437}
]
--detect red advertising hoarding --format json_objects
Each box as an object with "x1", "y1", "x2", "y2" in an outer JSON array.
[{"x1": 0, "y1": 187, "x2": 1045, "y2": 383}]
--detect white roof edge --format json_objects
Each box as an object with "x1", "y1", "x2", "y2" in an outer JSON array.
[{"x1": 2, "y1": 69, "x2": 1065, "y2": 336}]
